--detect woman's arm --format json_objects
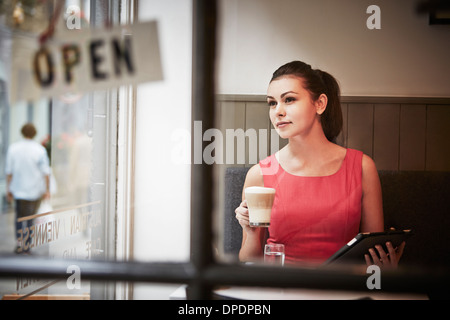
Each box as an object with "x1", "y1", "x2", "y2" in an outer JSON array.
[
  {"x1": 360, "y1": 154, "x2": 384, "y2": 233},
  {"x1": 360, "y1": 154, "x2": 405, "y2": 269},
  {"x1": 235, "y1": 164, "x2": 266, "y2": 262}
]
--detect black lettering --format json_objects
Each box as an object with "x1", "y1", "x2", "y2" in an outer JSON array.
[
  {"x1": 112, "y1": 36, "x2": 135, "y2": 76},
  {"x1": 90, "y1": 39, "x2": 107, "y2": 80},
  {"x1": 33, "y1": 47, "x2": 54, "y2": 87},
  {"x1": 23, "y1": 227, "x2": 30, "y2": 251},
  {"x1": 62, "y1": 44, "x2": 81, "y2": 84},
  {"x1": 16, "y1": 229, "x2": 23, "y2": 253}
]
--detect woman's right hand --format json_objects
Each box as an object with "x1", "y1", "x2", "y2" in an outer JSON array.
[
  {"x1": 235, "y1": 198, "x2": 267, "y2": 262},
  {"x1": 235, "y1": 200, "x2": 264, "y2": 236},
  {"x1": 235, "y1": 200, "x2": 261, "y2": 236},
  {"x1": 235, "y1": 200, "x2": 250, "y2": 230}
]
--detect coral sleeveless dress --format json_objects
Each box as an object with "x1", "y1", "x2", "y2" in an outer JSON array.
[{"x1": 259, "y1": 148, "x2": 363, "y2": 265}]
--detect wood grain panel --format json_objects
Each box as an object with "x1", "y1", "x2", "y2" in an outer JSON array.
[
  {"x1": 374, "y1": 104, "x2": 400, "y2": 170},
  {"x1": 347, "y1": 104, "x2": 374, "y2": 157},
  {"x1": 336, "y1": 103, "x2": 348, "y2": 147},
  {"x1": 245, "y1": 102, "x2": 270, "y2": 166},
  {"x1": 218, "y1": 101, "x2": 246, "y2": 166},
  {"x1": 426, "y1": 105, "x2": 450, "y2": 171},
  {"x1": 399, "y1": 105, "x2": 426, "y2": 171}
]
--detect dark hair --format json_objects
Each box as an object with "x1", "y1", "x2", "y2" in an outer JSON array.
[
  {"x1": 270, "y1": 61, "x2": 343, "y2": 143},
  {"x1": 21, "y1": 123, "x2": 37, "y2": 139}
]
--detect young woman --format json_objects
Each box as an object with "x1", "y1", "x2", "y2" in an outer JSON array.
[{"x1": 235, "y1": 61, "x2": 404, "y2": 268}]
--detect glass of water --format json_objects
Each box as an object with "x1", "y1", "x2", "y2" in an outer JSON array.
[{"x1": 264, "y1": 243, "x2": 285, "y2": 266}]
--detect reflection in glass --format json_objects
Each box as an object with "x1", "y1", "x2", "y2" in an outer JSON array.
[
  {"x1": 0, "y1": 0, "x2": 113, "y2": 300},
  {"x1": 51, "y1": 95, "x2": 93, "y2": 208}
]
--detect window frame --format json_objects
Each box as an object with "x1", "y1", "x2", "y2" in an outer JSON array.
[{"x1": 0, "y1": 0, "x2": 447, "y2": 300}]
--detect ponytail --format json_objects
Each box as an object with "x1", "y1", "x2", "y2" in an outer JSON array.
[
  {"x1": 317, "y1": 70, "x2": 343, "y2": 143},
  {"x1": 270, "y1": 61, "x2": 343, "y2": 143}
]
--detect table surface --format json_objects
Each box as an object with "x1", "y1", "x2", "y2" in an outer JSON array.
[{"x1": 170, "y1": 285, "x2": 428, "y2": 300}]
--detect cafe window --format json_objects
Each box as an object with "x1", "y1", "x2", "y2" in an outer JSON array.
[
  {"x1": 0, "y1": 0, "x2": 194, "y2": 300},
  {"x1": 1, "y1": 0, "x2": 449, "y2": 302},
  {"x1": 0, "y1": 0, "x2": 137, "y2": 300}
]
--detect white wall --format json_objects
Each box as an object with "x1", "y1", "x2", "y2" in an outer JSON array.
[
  {"x1": 133, "y1": 0, "x2": 192, "y2": 299},
  {"x1": 134, "y1": 1, "x2": 192, "y2": 263},
  {"x1": 217, "y1": 0, "x2": 450, "y2": 97}
]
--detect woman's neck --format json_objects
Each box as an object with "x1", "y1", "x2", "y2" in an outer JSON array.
[
  {"x1": 277, "y1": 133, "x2": 344, "y2": 176},
  {"x1": 287, "y1": 129, "x2": 331, "y2": 157}
]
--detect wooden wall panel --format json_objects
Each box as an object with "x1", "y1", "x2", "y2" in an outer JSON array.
[
  {"x1": 219, "y1": 101, "x2": 246, "y2": 130},
  {"x1": 245, "y1": 102, "x2": 270, "y2": 166},
  {"x1": 217, "y1": 97, "x2": 450, "y2": 171},
  {"x1": 426, "y1": 105, "x2": 450, "y2": 171},
  {"x1": 347, "y1": 104, "x2": 373, "y2": 158},
  {"x1": 399, "y1": 105, "x2": 426, "y2": 170},
  {"x1": 373, "y1": 104, "x2": 400, "y2": 170},
  {"x1": 218, "y1": 101, "x2": 246, "y2": 167},
  {"x1": 336, "y1": 103, "x2": 348, "y2": 147}
]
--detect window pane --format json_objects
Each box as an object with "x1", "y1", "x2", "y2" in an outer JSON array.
[
  {"x1": 132, "y1": 0, "x2": 192, "y2": 264},
  {"x1": 0, "y1": 0, "x2": 194, "y2": 300},
  {"x1": 0, "y1": 0, "x2": 115, "y2": 300}
]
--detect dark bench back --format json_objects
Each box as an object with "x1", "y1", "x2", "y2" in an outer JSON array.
[
  {"x1": 379, "y1": 171, "x2": 450, "y2": 267},
  {"x1": 223, "y1": 167, "x2": 249, "y2": 257}
]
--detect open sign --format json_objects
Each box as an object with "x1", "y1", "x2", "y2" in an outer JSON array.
[
  {"x1": 11, "y1": 20, "x2": 162, "y2": 103},
  {"x1": 33, "y1": 36, "x2": 135, "y2": 87}
]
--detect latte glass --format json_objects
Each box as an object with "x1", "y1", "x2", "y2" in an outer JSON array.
[{"x1": 244, "y1": 187, "x2": 275, "y2": 227}]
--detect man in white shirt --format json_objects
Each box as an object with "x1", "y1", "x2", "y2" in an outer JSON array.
[{"x1": 5, "y1": 123, "x2": 50, "y2": 253}]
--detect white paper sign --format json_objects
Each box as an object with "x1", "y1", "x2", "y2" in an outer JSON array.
[{"x1": 11, "y1": 20, "x2": 162, "y2": 103}]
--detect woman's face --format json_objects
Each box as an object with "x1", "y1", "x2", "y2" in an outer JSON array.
[{"x1": 267, "y1": 76, "x2": 323, "y2": 140}]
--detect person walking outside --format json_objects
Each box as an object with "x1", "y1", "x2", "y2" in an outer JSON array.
[{"x1": 5, "y1": 123, "x2": 50, "y2": 254}]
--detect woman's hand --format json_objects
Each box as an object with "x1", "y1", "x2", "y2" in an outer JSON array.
[
  {"x1": 235, "y1": 200, "x2": 251, "y2": 230},
  {"x1": 364, "y1": 241, "x2": 406, "y2": 270},
  {"x1": 235, "y1": 200, "x2": 262, "y2": 234},
  {"x1": 235, "y1": 200, "x2": 266, "y2": 262}
]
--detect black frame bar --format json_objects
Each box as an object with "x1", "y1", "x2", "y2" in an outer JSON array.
[
  {"x1": 1, "y1": 0, "x2": 450, "y2": 300},
  {"x1": 188, "y1": 0, "x2": 217, "y2": 299},
  {"x1": 1, "y1": 255, "x2": 449, "y2": 297}
]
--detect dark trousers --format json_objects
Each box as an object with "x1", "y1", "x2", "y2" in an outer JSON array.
[{"x1": 15, "y1": 199, "x2": 41, "y2": 253}]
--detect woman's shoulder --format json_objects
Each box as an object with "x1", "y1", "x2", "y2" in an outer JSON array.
[
  {"x1": 244, "y1": 163, "x2": 264, "y2": 188},
  {"x1": 361, "y1": 153, "x2": 378, "y2": 177},
  {"x1": 345, "y1": 147, "x2": 363, "y2": 157},
  {"x1": 345, "y1": 148, "x2": 379, "y2": 185},
  {"x1": 344, "y1": 147, "x2": 376, "y2": 170},
  {"x1": 259, "y1": 153, "x2": 276, "y2": 166},
  {"x1": 345, "y1": 147, "x2": 376, "y2": 170}
]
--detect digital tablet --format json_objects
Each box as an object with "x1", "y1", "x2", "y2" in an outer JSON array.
[{"x1": 323, "y1": 229, "x2": 413, "y2": 265}]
